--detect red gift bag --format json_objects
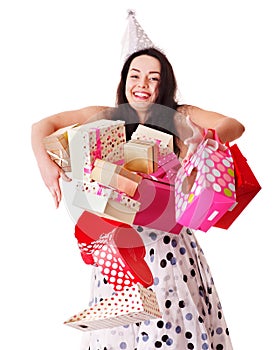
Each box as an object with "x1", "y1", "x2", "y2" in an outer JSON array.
[{"x1": 214, "y1": 143, "x2": 261, "y2": 229}]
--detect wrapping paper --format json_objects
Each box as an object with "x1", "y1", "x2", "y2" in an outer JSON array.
[
  {"x1": 67, "y1": 119, "x2": 126, "y2": 180},
  {"x1": 91, "y1": 159, "x2": 142, "y2": 197},
  {"x1": 123, "y1": 139, "x2": 158, "y2": 174},
  {"x1": 131, "y1": 124, "x2": 174, "y2": 156},
  {"x1": 43, "y1": 124, "x2": 78, "y2": 172},
  {"x1": 64, "y1": 284, "x2": 162, "y2": 331},
  {"x1": 79, "y1": 227, "x2": 153, "y2": 291},
  {"x1": 214, "y1": 143, "x2": 262, "y2": 228},
  {"x1": 133, "y1": 152, "x2": 183, "y2": 234},
  {"x1": 73, "y1": 181, "x2": 141, "y2": 225}
]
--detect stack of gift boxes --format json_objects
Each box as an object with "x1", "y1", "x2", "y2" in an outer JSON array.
[
  {"x1": 43, "y1": 118, "x2": 243, "y2": 329},
  {"x1": 44, "y1": 119, "x2": 181, "y2": 328}
]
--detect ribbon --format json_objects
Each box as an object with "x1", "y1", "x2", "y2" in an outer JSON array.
[
  {"x1": 83, "y1": 127, "x2": 102, "y2": 175},
  {"x1": 91, "y1": 127, "x2": 102, "y2": 159},
  {"x1": 47, "y1": 150, "x2": 69, "y2": 166}
]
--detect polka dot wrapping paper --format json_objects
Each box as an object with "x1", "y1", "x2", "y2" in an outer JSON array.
[
  {"x1": 77, "y1": 226, "x2": 154, "y2": 291},
  {"x1": 67, "y1": 119, "x2": 126, "y2": 181},
  {"x1": 64, "y1": 284, "x2": 162, "y2": 331},
  {"x1": 175, "y1": 138, "x2": 236, "y2": 232}
]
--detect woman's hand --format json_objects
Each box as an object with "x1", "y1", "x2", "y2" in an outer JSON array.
[
  {"x1": 39, "y1": 157, "x2": 71, "y2": 208},
  {"x1": 183, "y1": 116, "x2": 205, "y2": 161}
]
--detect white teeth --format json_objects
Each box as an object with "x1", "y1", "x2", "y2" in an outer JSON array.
[{"x1": 134, "y1": 92, "x2": 149, "y2": 98}]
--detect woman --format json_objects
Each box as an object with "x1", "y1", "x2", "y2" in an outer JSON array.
[{"x1": 32, "y1": 48, "x2": 245, "y2": 350}]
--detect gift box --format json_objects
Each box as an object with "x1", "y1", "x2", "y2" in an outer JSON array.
[
  {"x1": 150, "y1": 151, "x2": 182, "y2": 184},
  {"x1": 131, "y1": 124, "x2": 174, "y2": 156},
  {"x1": 133, "y1": 152, "x2": 183, "y2": 234},
  {"x1": 175, "y1": 138, "x2": 236, "y2": 232},
  {"x1": 123, "y1": 139, "x2": 158, "y2": 174},
  {"x1": 73, "y1": 181, "x2": 141, "y2": 225},
  {"x1": 90, "y1": 159, "x2": 142, "y2": 197},
  {"x1": 81, "y1": 227, "x2": 153, "y2": 290},
  {"x1": 64, "y1": 284, "x2": 162, "y2": 331},
  {"x1": 214, "y1": 143, "x2": 262, "y2": 229},
  {"x1": 43, "y1": 124, "x2": 78, "y2": 172},
  {"x1": 75, "y1": 213, "x2": 153, "y2": 289},
  {"x1": 67, "y1": 119, "x2": 126, "y2": 180}
]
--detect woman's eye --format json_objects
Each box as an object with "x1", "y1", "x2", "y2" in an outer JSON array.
[
  {"x1": 150, "y1": 77, "x2": 160, "y2": 82},
  {"x1": 130, "y1": 75, "x2": 139, "y2": 79}
]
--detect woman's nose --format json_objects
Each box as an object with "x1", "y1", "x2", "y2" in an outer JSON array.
[{"x1": 138, "y1": 77, "x2": 148, "y2": 88}]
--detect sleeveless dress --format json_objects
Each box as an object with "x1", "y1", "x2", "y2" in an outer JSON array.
[{"x1": 81, "y1": 225, "x2": 233, "y2": 350}]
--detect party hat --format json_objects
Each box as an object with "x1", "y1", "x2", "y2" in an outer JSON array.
[{"x1": 121, "y1": 10, "x2": 156, "y2": 61}]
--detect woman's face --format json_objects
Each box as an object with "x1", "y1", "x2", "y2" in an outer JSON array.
[{"x1": 125, "y1": 55, "x2": 161, "y2": 118}]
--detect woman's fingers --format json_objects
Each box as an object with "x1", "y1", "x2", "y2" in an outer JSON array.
[
  {"x1": 60, "y1": 170, "x2": 72, "y2": 182},
  {"x1": 49, "y1": 186, "x2": 61, "y2": 208}
]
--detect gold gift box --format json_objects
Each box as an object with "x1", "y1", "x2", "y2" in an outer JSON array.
[
  {"x1": 90, "y1": 159, "x2": 142, "y2": 197},
  {"x1": 43, "y1": 124, "x2": 78, "y2": 172},
  {"x1": 123, "y1": 139, "x2": 158, "y2": 174}
]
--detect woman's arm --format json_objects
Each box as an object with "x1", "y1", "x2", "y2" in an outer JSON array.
[
  {"x1": 187, "y1": 105, "x2": 245, "y2": 143},
  {"x1": 175, "y1": 105, "x2": 245, "y2": 159},
  {"x1": 31, "y1": 105, "x2": 110, "y2": 208}
]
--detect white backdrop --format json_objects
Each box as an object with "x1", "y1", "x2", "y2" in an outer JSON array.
[{"x1": 0, "y1": 1, "x2": 275, "y2": 349}]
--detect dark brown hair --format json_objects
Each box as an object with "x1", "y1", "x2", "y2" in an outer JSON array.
[{"x1": 112, "y1": 47, "x2": 181, "y2": 155}]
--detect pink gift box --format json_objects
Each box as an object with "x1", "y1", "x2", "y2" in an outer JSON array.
[
  {"x1": 133, "y1": 152, "x2": 183, "y2": 234},
  {"x1": 64, "y1": 284, "x2": 162, "y2": 331},
  {"x1": 175, "y1": 139, "x2": 236, "y2": 232}
]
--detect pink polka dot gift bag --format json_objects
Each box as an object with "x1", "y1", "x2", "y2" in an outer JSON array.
[{"x1": 175, "y1": 135, "x2": 236, "y2": 232}]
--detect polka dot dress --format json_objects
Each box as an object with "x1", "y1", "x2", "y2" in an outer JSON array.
[{"x1": 82, "y1": 227, "x2": 233, "y2": 350}]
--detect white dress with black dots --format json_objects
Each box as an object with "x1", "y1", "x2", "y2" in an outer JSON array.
[{"x1": 82, "y1": 226, "x2": 233, "y2": 350}]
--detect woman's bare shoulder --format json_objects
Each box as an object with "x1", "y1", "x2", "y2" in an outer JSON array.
[{"x1": 176, "y1": 104, "x2": 194, "y2": 116}]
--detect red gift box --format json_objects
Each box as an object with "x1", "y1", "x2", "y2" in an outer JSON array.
[
  {"x1": 214, "y1": 143, "x2": 261, "y2": 229},
  {"x1": 75, "y1": 212, "x2": 153, "y2": 290}
]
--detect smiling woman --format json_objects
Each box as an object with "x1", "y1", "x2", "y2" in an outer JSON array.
[
  {"x1": 31, "y1": 11, "x2": 245, "y2": 350},
  {"x1": 125, "y1": 55, "x2": 161, "y2": 122}
]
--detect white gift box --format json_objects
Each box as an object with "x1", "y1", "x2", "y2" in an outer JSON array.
[
  {"x1": 64, "y1": 284, "x2": 162, "y2": 331},
  {"x1": 73, "y1": 181, "x2": 141, "y2": 225},
  {"x1": 68, "y1": 119, "x2": 126, "y2": 180},
  {"x1": 131, "y1": 124, "x2": 174, "y2": 156}
]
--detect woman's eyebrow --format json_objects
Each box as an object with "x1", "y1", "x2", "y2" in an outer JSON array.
[{"x1": 130, "y1": 68, "x2": 160, "y2": 75}]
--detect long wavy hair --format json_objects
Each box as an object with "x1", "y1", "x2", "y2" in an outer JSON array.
[{"x1": 112, "y1": 48, "x2": 181, "y2": 155}]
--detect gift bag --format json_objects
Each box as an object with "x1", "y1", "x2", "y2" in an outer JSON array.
[
  {"x1": 214, "y1": 143, "x2": 261, "y2": 229},
  {"x1": 175, "y1": 138, "x2": 236, "y2": 232},
  {"x1": 64, "y1": 284, "x2": 162, "y2": 331}
]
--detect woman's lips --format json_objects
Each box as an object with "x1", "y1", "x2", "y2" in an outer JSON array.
[{"x1": 133, "y1": 91, "x2": 151, "y2": 100}]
